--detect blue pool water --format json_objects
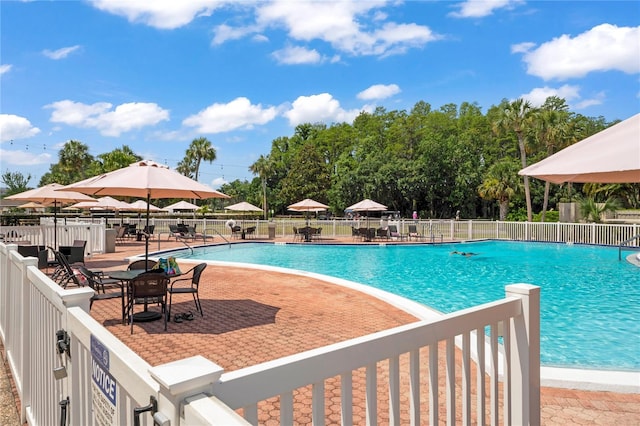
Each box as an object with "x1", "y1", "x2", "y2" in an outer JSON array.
[{"x1": 170, "y1": 241, "x2": 640, "y2": 371}]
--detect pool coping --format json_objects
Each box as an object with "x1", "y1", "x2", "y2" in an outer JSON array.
[{"x1": 156, "y1": 252, "x2": 640, "y2": 394}]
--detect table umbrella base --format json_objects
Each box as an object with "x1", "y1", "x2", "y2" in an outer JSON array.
[{"x1": 132, "y1": 311, "x2": 163, "y2": 322}]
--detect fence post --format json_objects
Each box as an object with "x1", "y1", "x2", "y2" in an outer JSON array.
[
  {"x1": 505, "y1": 284, "x2": 540, "y2": 426},
  {"x1": 149, "y1": 355, "x2": 225, "y2": 425}
]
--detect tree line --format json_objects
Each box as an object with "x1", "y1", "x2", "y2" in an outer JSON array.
[{"x1": 3, "y1": 96, "x2": 637, "y2": 222}]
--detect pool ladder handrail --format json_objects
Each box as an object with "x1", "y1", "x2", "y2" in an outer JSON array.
[{"x1": 618, "y1": 233, "x2": 640, "y2": 260}]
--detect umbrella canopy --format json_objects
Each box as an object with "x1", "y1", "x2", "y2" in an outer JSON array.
[
  {"x1": 226, "y1": 201, "x2": 263, "y2": 212},
  {"x1": 62, "y1": 160, "x2": 229, "y2": 199},
  {"x1": 164, "y1": 200, "x2": 199, "y2": 212},
  {"x1": 125, "y1": 200, "x2": 164, "y2": 212},
  {"x1": 287, "y1": 198, "x2": 329, "y2": 213},
  {"x1": 18, "y1": 202, "x2": 46, "y2": 209},
  {"x1": 69, "y1": 196, "x2": 130, "y2": 211},
  {"x1": 519, "y1": 113, "x2": 640, "y2": 183},
  {"x1": 61, "y1": 160, "x2": 229, "y2": 266},
  {"x1": 6, "y1": 183, "x2": 96, "y2": 247},
  {"x1": 346, "y1": 198, "x2": 387, "y2": 212}
]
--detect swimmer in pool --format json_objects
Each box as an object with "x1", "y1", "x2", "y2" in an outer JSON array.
[{"x1": 450, "y1": 251, "x2": 478, "y2": 257}]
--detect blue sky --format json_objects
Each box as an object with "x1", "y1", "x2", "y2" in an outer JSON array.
[{"x1": 1, "y1": 0, "x2": 638, "y2": 189}]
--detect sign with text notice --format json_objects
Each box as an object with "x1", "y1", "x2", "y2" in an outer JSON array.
[{"x1": 91, "y1": 335, "x2": 117, "y2": 426}]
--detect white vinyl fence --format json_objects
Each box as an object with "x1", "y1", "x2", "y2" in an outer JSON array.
[{"x1": 1, "y1": 241, "x2": 540, "y2": 425}]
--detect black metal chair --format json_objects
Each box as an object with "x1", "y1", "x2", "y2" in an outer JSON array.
[
  {"x1": 128, "y1": 273, "x2": 169, "y2": 333},
  {"x1": 128, "y1": 259, "x2": 157, "y2": 271},
  {"x1": 76, "y1": 266, "x2": 125, "y2": 324},
  {"x1": 168, "y1": 263, "x2": 207, "y2": 319}
]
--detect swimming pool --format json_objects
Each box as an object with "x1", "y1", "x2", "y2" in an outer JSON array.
[{"x1": 169, "y1": 241, "x2": 640, "y2": 371}]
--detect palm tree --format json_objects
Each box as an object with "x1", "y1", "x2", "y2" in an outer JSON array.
[
  {"x1": 577, "y1": 196, "x2": 621, "y2": 223},
  {"x1": 478, "y1": 159, "x2": 522, "y2": 220},
  {"x1": 185, "y1": 137, "x2": 216, "y2": 182},
  {"x1": 249, "y1": 155, "x2": 272, "y2": 220},
  {"x1": 493, "y1": 99, "x2": 535, "y2": 222},
  {"x1": 534, "y1": 99, "x2": 571, "y2": 221}
]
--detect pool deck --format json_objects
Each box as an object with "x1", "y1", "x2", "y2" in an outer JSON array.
[{"x1": 2, "y1": 235, "x2": 639, "y2": 425}]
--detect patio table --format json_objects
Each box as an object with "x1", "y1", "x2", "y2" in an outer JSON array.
[{"x1": 109, "y1": 269, "x2": 181, "y2": 323}]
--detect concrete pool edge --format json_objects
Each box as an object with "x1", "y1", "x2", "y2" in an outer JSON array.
[{"x1": 166, "y1": 257, "x2": 639, "y2": 394}]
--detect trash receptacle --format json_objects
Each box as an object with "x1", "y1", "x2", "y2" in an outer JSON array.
[
  {"x1": 268, "y1": 222, "x2": 276, "y2": 239},
  {"x1": 105, "y1": 228, "x2": 116, "y2": 253}
]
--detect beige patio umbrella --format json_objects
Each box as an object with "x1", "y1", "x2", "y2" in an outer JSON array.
[
  {"x1": 519, "y1": 113, "x2": 640, "y2": 183},
  {"x1": 226, "y1": 201, "x2": 263, "y2": 212},
  {"x1": 61, "y1": 160, "x2": 229, "y2": 265},
  {"x1": 6, "y1": 183, "x2": 96, "y2": 247},
  {"x1": 69, "y1": 196, "x2": 131, "y2": 211},
  {"x1": 125, "y1": 200, "x2": 164, "y2": 212},
  {"x1": 164, "y1": 200, "x2": 199, "y2": 212},
  {"x1": 346, "y1": 198, "x2": 388, "y2": 230},
  {"x1": 288, "y1": 198, "x2": 329, "y2": 224}
]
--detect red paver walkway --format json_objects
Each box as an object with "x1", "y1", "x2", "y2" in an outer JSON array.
[{"x1": 2, "y1": 235, "x2": 639, "y2": 425}]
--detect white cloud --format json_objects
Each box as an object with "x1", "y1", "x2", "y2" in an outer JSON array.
[
  {"x1": 283, "y1": 93, "x2": 362, "y2": 126},
  {"x1": 510, "y1": 42, "x2": 535, "y2": 54},
  {"x1": 519, "y1": 85, "x2": 604, "y2": 111},
  {"x1": 90, "y1": 1, "x2": 438, "y2": 58},
  {"x1": 254, "y1": 0, "x2": 438, "y2": 57},
  {"x1": 0, "y1": 64, "x2": 12, "y2": 75},
  {"x1": 183, "y1": 97, "x2": 278, "y2": 133},
  {"x1": 211, "y1": 176, "x2": 228, "y2": 188},
  {"x1": 357, "y1": 84, "x2": 400, "y2": 100},
  {"x1": 45, "y1": 100, "x2": 169, "y2": 137},
  {"x1": 519, "y1": 24, "x2": 640, "y2": 80},
  {"x1": 271, "y1": 45, "x2": 322, "y2": 64},
  {"x1": 449, "y1": 0, "x2": 523, "y2": 18},
  {"x1": 0, "y1": 148, "x2": 51, "y2": 166},
  {"x1": 212, "y1": 23, "x2": 257, "y2": 45},
  {"x1": 0, "y1": 114, "x2": 41, "y2": 143},
  {"x1": 90, "y1": 0, "x2": 228, "y2": 30},
  {"x1": 520, "y1": 85, "x2": 581, "y2": 107},
  {"x1": 42, "y1": 45, "x2": 81, "y2": 60}
]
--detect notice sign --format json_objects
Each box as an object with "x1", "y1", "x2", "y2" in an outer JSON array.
[{"x1": 90, "y1": 335, "x2": 117, "y2": 426}]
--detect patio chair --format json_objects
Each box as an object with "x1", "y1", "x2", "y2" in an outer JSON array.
[
  {"x1": 115, "y1": 226, "x2": 127, "y2": 244},
  {"x1": 388, "y1": 225, "x2": 406, "y2": 241},
  {"x1": 375, "y1": 228, "x2": 389, "y2": 241},
  {"x1": 128, "y1": 272, "x2": 169, "y2": 333},
  {"x1": 231, "y1": 225, "x2": 242, "y2": 239},
  {"x1": 169, "y1": 224, "x2": 188, "y2": 240},
  {"x1": 76, "y1": 266, "x2": 125, "y2": 324},
  {"x1": 168, "y1": 263, "x2": 207, "y2": 319},
  {"x1": 292, "y1": 227, "x2": 303, "y2": 242},
  {"x1": 244, "y1": 226, "x2": 256, "y2": 239},
  {"x1": 143, "y1": 225, "x2": 155, "y2": 240},
  {"x1": 59, "y1": 240, "x2": 86, "y2": 265},
  {"x1": 128, "y1": 259, "x2": 157, "y2": 271},
  {"x1": 407, "y1": 224, "x2": 423, "y2": 241},
  {"x1": 17, "y1": 245, "x2": 49, "y2": 269}
]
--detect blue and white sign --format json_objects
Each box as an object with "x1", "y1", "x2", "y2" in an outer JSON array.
[{"x1": 90, "y1": 335, "x2": 117, "y2": 426}]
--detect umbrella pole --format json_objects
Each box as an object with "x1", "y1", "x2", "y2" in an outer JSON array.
[
  {"x1": 53, "y1": 200, "x2": 58, "y2": 250},
  {"x1": 145, "y1": 192, "x2": 150, "y2": 271}
]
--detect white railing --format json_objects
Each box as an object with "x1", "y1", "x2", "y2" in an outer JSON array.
[
  {"x1": 4, "y1": 218, "x2": 639, "y2": 251},
  {"x1": 0, "y1": 222, "x2": 105, "y2": 255},
  {"x1": 1, "y1": 240, "x2": 541, "y2": 425},
  {"x1": 203, "y1": 284, "x2": 539, "y2": 425}
]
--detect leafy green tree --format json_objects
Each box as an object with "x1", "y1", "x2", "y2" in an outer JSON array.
[
  {"x1": 279, "y1": 143, "x2": 330, "y2": 205},
  {"x1": 39, "y1": 140, "x2": 94, "y2": 185},
  {"x1": 478, "y1": 159, "x2": 522, "y2": 220},
  {"x1": 493, "y1": 99, "x2": 536, "y2": 222},
  {"x1": 96, "y1": 145, "x2": 142, "y2": 173},
  {"x1": 1, "y1": 171, "x2": 32, "y2": 195}
]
